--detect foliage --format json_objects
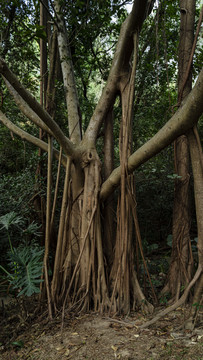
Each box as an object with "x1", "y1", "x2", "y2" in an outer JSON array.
[
  {"x1": 0, "y1": 210, "x2": 43, "y2": 297},
  {"x1": 0, "y1": 210, "x2": 24, "y2": 254},
  {"x1": 8, "y1": 243, "x2": 44, "y2": 296},
  {"x1": 0, "y1": 211, "x2": 24, "y2": 232},
  {"x1": 0, "y1": 0, "x2": 200, "y2": 251}
]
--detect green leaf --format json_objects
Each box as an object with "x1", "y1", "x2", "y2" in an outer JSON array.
[
  {"x1": 167, "y1": 174, "x2": 182, "y2": 180},
  {"x1": 167, "y1": 234, "x2": 173, "y2": 247},
  {"x1": 35, "y1": 25, "x2": 47, "y2": 40},
  {"x1": 0, "y1": 211, "x2": 23, "y2": 231},
  {"x1": 8, "y1": 245, "x2": 44, "y2": 297},
  {"x1": 11, "y1": 340, "x2": 24, "y2": 348}
]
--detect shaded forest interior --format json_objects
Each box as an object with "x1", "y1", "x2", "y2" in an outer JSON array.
[{"x1": 0, "y1": 0, "x2": 203, "y2": 336}]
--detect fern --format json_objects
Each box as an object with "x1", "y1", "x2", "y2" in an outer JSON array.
[{"x1": 8, "y1": 245, "x2": 44, "y2": 296}]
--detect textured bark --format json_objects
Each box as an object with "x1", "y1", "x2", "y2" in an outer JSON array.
[
  {"x1": 109, "y1": 32, "x2": 152, "y2": 313},
  {"x1": 103, "y1": 111, "x2": 115, "y2": 266},
  {"x1": 0, "y1": 57, "x2": 76, "y2": 157},
  {"x1": 139, "y1": 1, "x2": 203, "y2": 329},
  {"x1": 83, "y1": 0, "x2": 150, "y2": 145},
  {"x1": 187, "y1": 127, "x2": 203, "y2": 326},
  {"x1": 100, "y1": 67, "x2": 203, "y2": 201},
  {"x1": 44, "y1": 135, "x2": 53, "y2": 319},
  {"x1": 188, "y1": 129, "x2": 203, "y2": 268},
  {"x1": 1, "y1": 1, "x2": 203, "y2": 318},
  {"x1": 0, "y1": 110, "x2": 65, "y2": 165},
  {"x1": 40, "y1": 0, "x2": 48, "y2": 108},
  {"x1": 140, "y1": 264, "x2": 202, "y2": 329},
  {"x1": 51, "y1": 158, "x2": 72, "y2": 307},
  {"x1": 165, "y1": 0, "x2": 196, "y2": 301},
  {"x1": 54, "y1": 0, "x2": 81, "y2": 144},
  {"x1": 4, "y1": 79, "x2": 54, "y2": 137}
]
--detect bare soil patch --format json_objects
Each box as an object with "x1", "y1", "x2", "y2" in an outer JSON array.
[{"x1": 0, "y1": 296, "x2": 202, "y2": 360}]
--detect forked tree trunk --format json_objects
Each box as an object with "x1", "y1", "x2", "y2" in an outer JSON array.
[{"x1": 1, "y1": 1, "x2": 203, "y2": 318}]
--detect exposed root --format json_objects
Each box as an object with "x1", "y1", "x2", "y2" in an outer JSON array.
[
  {"x1": 140, "y1": 265, "x2": 202, "y2": 329},
  {"x1": 140, "y1": 300, "x2": 154, "y2": 315}
]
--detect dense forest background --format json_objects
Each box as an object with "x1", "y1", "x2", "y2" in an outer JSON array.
[{"x1": 0, "y1": 0, "x2": 203, "y2": 328}]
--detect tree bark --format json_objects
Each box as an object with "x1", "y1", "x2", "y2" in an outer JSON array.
[
  {"x1": 100, "y1": 67, "x2": 203, "y2": 201},
  {"x1": 54, "y1": 0, "x2": 81, "y2": 144},
  {"x1": 103, "y1": 110, "x2": 115, "y2": 266},
  {"x1": 187, "y1": 126, "x2": 203, "y2": 327},
  {"x1": 0, "y1": 57, "x2": 76, "y2": 157},
  {"x1": 1, "y1": 1, "x2": 203, "y2": 317},
  {"x1": 164, "y1": 0, "x2": 196, "y2": 301}
]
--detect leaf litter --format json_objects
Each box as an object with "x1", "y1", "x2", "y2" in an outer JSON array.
[{"x1": 0, "y1": 296, "x2": 202, "y2": 360}]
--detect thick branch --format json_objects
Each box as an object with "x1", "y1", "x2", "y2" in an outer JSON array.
[
  {"x1": 100, "y1": 67, "x2": 203, "y2": 200},
  {"x1": 0, "y1": 57, "x2": 76, "y2": 157},
  {"x1": 0, "y1": 110, "x2": 66, "y2": 166},
  {"x1": 4, "y1": 78, "x2": 54, "y2": 137},
  {"x1": 83, "y1": 0, "x2": 150, "y2": 145},
  {"x1": 54, "y1": 0, "x2": 81, "y2": 144}
]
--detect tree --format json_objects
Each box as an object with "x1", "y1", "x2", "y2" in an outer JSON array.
[
  {"x1": 0, "y1": 0, "x2": 203, "y2": 319},
  {"x1": 163, "y1": 0, "x2": 195, "y2": 303}
]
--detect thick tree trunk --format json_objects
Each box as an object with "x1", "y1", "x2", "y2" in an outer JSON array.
[
  {"x1": 161, "y1": 0, "x2": 196, "y2": 301},
  {"x1": 1, "y1": 1, "x2": 203, "y2": 318},
  {"x1": 109, "y1": 33, "x2": 153, "y2": 313},
  {"x1": 186, "y1": 127, "x2": 203, "y2": 327}
]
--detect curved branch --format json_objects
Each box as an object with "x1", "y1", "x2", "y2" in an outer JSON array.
[
  {"x1": 100, "y1": 67, "x2": 203, "y2": 200},
  {"x1": 0, "y1": 110, "x2": 66, "y2": 166},
  {"x1": 0, "y1": 57, "x2": 76, "y2": 157},
  {"x1": 4, "y1": 78, "x2": 54, "y2": 137}
]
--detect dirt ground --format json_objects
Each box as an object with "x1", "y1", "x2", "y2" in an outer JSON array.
[{"x1": 0, "y1": 296, "x2": 203, "y2": 360}]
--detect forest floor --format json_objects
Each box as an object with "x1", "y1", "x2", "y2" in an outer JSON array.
[{"x1": 0, "y1": 295, "x2": 203, "y2": 360}]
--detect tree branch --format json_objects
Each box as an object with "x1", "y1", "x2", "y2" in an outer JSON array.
[
  {"x1": 4, "y1": 78, "x2": 54, "y2": 137},
  {"x1": 0, "y1": 57, "x2": 76, "y2": 158},
  {"x1": 38, "y1": 0, "x2": 59, "y2": 29},
  {"x1": 83, "y1": 0, "x2": 150, "y2": 145},
  {"x1": 54, "y1": 0, "x2": 82, "y2": 144},
  {"x1": 100, "y1": 67, "x2": 203, "y2": 200},
  {"x1": 0, "y1": 110, "x2": 66, "y2": 167}
]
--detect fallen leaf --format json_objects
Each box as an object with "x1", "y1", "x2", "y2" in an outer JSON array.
[
  {"x1": 111, "y1": 345, "x2": 118, "y2": 352},
  {"x1": 56, "y1": 346, "x2": 64, "y2": 351},
  {"x1": 64, "y1": 349, "x2": 70, "y2": 356}
]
